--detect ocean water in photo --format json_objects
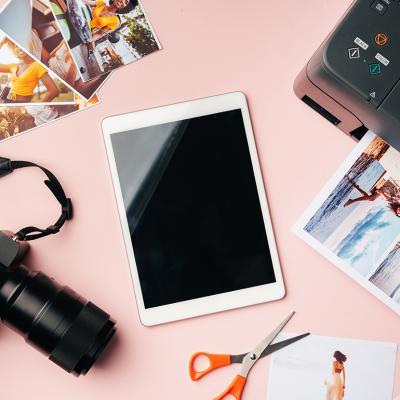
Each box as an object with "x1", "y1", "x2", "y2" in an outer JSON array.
[
  {"x1": 328, "y1": 198, "x2": 400, "y2": 276},
  {"x1": 370, "y1": 244, "x2": 400, "y2": 303},
  {"x1": 305, "y1": 154, "x2": 385, "y2": 243}
]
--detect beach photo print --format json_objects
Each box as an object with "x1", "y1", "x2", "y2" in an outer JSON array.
[
  {"x1": 267, "y1": 334, "x2": 397, "y2": 400},
  {"x1": 0, "y1": 0, "x2": 109, "y2": 100},
  {"x1": 294, "y1": 132, "x2": 400, "y2": 315},
  {"x1": 49, "y1": 0, "x2": 161, "y2": 81}
]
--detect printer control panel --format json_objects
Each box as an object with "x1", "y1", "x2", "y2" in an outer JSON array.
[{"x1": 325, "y1": 0, "x2": 400, "y2": 107}]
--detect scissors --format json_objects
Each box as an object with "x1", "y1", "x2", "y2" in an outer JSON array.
[{"x1": 189, "y1": 311, "x2": 309, "y2": 400}]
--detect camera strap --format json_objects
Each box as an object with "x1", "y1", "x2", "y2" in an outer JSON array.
[{"x1": 0, "y1": 157, "x2": 72, "y2": 241}]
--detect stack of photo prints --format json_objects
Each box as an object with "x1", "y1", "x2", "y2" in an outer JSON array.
[
  {"x1": 291, "y1": 134, "x2": 400, "y2": 399},
  {"x1": 0, "y1": 0, "x2": 160, "y2": 141},
  {"x1": 294, "y1": 132, "x2": 400, "y2": 316}
]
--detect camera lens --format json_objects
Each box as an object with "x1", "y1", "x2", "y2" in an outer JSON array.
[{"x1": 0, "y1": 265, "x2": 116, "y2": 375}]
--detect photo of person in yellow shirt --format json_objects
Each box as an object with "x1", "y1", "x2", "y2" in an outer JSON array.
[
  {"x1": 0, "y1": 37, "x2": 73, "y2": 105},
  {"x1": 83, "y1": 0, "x2": 138, "y2": 33},
  {"x1": 49, "y1": 0, "x2": 160, "y2": 81}
]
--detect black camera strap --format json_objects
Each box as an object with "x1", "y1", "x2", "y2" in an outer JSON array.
[{"x1": 0, "y1": 157, "x2": 72, "y2": 241}]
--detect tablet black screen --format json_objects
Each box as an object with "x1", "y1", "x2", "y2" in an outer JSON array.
[{"x1": 111, "y1": 109, "x2": 276, "y2": 308}]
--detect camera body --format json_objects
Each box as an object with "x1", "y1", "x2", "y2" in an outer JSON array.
[
  {"x1": 0, "y1": 231, "x2": 116, "y2": 376},
  {"x1": 0, "y1": 230, "x2": 29, "y2": 270}
]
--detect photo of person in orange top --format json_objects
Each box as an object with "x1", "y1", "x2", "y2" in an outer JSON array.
[
  {"x1": 0, "y1": 36, "x2": 75, "y2": 105},
  {"x1": 83, "y1": 0, "x2": 138, "y2": 33},
  {"x1": 49, "y1": 0, "x2": 160, "y2": 81},
  {"x1": 325, "y1": 351, "x2": 347, "y2": 400}
]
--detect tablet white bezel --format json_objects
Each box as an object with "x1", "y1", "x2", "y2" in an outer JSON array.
[{"x1": 103, "y1": 92, "x2": 285, "y2": 326}]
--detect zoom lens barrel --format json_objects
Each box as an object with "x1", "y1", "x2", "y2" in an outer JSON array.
[{"x1": 0, "y1": 265, "x2": 116, "y2": 375}]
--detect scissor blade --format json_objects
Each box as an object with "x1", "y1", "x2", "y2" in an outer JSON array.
[
  {"x1": 251, "y1": 311, "x2": 295, "y2": 358},
  {"x1": 239, "y1": 311, "x2": 295, "y2": 377},
  {"x1": 260, "y1": 333, "x2": 310, "y2": 358},
  {"x1": 231, "y1": 333, "x2": 310, "y2": 364}
]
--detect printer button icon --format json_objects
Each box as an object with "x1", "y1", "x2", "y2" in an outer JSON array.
[
  {"x1": 348, "y1": 47, "x2": 360, "y2": 59},
  {"x1": 375, "y1": 33, "x2": 389, "y2": 46},
  {"x1": 371, "y1": 0, "x2": 388, "y2": 15},
  {"x1": 369, "y1": 63, "x2": 382, "y2": 75}
]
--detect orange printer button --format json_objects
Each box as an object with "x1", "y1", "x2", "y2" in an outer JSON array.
[{"x1": 375, "y1": 33, "x2": 388, "y2": 46}]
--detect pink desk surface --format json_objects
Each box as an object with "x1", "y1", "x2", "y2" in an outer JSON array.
[{"x1": 0, "y1": 0, "x2": 398, "y2": 399}]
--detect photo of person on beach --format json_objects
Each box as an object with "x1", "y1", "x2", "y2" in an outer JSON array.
[
  {"x1": 325, "y1": 351, "x2": 347, "y2": 400},
  {"x1": 294, "y1": 132, "x2": 400, "y2": 315},
  {"x1": 0, "y1": 36, "x2": 74, "y2": 105},
  {"x1": 49, "y1": 0, "x2": 160, "y2": 81},
  {"x1": 298, "y1": 136, "x2": 400, "y2": 277},
  {"x1": 344, "y1": 178, "x2": 400, "y2": 217},
  {"x1": 267, "y1": 334, "x2": 396, "y2": 400}
]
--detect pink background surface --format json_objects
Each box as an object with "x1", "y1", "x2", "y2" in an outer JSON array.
[{"x1": 0, "y1": 0, "x2": 398, "y2": 399}]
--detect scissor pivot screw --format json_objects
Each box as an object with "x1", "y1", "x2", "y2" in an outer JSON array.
[{"x1": 250, "y1": 353, "x2": 257, "y2": 360}]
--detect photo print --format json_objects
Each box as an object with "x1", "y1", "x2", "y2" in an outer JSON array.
[
  {"x1": 0, "y1": 0, "x2": 108, "y2": 100},
  {"x1": 0, "y1": 32, "x2": 75, "y2": 106},
  {"x1": 370, "y1": 242, "x2": 400, "y2": 304},
  {"x1": 49, "y1": 0, "x2": 161, "y2": 81},
  {"x1": 0, "y1": 94, "x2": 99, "y2": 142},
  {"x1": 267, "y1": 333, "x2": 397, "y2": 400},
  {"x1": 294, "y1": 132, "x2": 400, "y2": 315}
]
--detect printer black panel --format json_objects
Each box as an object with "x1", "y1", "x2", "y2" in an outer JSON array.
[
  {"x1": 324, "y1": 0, "x2": 400, "y2": 107},
  {"x1": 380, "y1": 79, "x2": 400, "y2": 126},
  {"x1": 295, "y1": 0, "x2": 400, "y2": 150}
]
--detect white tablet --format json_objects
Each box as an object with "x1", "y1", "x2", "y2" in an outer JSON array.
[{"x1": 103, "y1": 92, "x2": 285, "y2": 326}]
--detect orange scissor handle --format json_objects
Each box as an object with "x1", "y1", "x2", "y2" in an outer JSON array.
[
  {"x1": 189, "y1": 352, "x2": 231, "y2": 381},
  {"x1": 213, "y1": 375, "x2": 247, "y2": 400}
]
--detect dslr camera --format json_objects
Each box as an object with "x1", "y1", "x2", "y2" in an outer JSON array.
[{"x1": 0, "y1": 157, "x2": 116, "y2": 376}]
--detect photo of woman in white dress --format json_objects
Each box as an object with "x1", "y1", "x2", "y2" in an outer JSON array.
[{"x1": 325, "y1": 351, "x2": 347, "y2": 400}]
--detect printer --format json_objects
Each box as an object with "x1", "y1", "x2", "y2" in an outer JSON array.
[{"x1": 294, "y1": 0, "x2": 400, "y2": 150}]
